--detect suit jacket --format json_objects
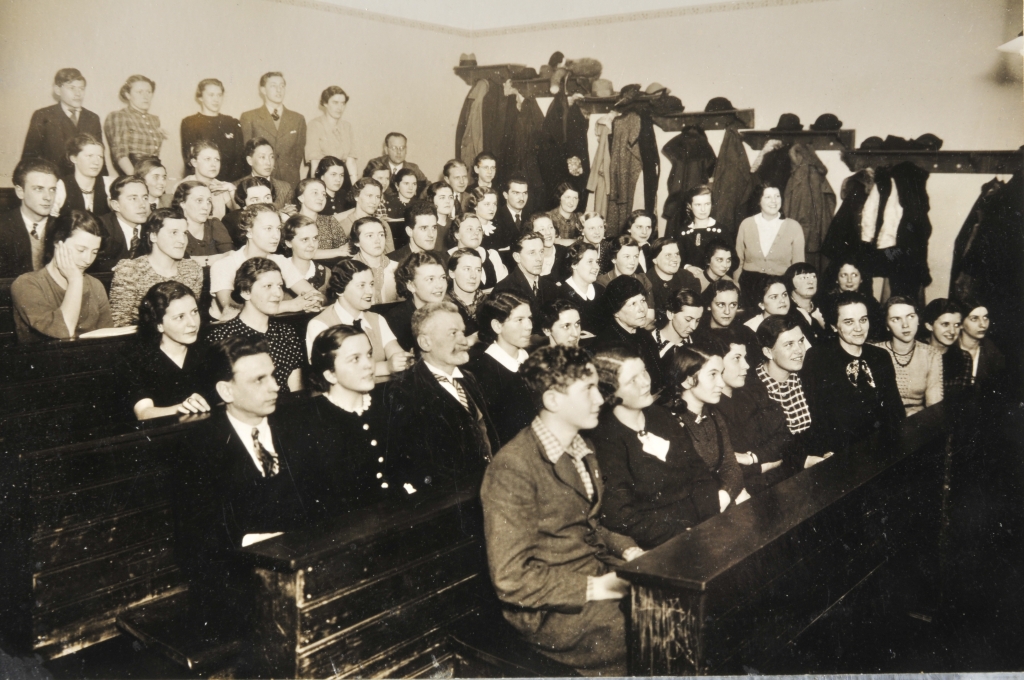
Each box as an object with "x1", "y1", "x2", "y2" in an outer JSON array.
[
  {"x1": 384, "y1": 361, "x2": 498, "y2": 492},
  {"x1": 493, "y1": 204, "x2": 527, "y2": 244},
  {"x1": 22, "y1": 104, "x2": 104, "y2": 178},
  {"x1": 0, "y1": 208, "x2": 51, "y2": 278},
  {"x1": 89, "y1": 212, "x2": 133, "y2": 274},
  {"x1": 239, "y1": 106, "x2": 306, "y2": 186},
  {"x1": 491, "y1": 265, "x2": 558, "y2": 324},
  {"x1": 481, "y1": 426, "x2": 638, "y2": 626}
]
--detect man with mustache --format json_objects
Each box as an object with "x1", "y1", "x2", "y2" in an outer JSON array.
[{"x1": 802, "y1": 291, "x2": 904, "y2": 455}]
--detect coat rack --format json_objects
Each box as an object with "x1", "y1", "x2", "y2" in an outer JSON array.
[
  {"x1": 841, "y1": 150, "x2": 1024, "y2": 174},
  {"x1": 653, "y1": 110, "x2": 755, "y2": 131},
  {"x1": 741, "y1": 130, "x2": 856, "y2": 151}
]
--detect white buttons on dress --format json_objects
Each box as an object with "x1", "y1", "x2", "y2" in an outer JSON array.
[
  {"x1": 370, "y1": 440, "x2": 377, "y2": 446},
  {"x1": 377, "y1": 472, "x2": 383, "y2": 479},
  {"x1": 363, "y1": 423, "x2": 370, "y2": 430}
]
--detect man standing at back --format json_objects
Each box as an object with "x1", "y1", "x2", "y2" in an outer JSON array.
[
  {"x1": 240, "y1": 72, "x2": 306, "y2": 186},
  {"x1": 21, "y1": 68, "x2": 104, "y2": 178},
  {"x1": 481, "y1": 345, "x2": 644, "y2": 676},
  {"x1": 368, "y1": 133, "x2": 427, "y2": 191}
]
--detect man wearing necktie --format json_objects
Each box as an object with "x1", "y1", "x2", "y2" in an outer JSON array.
[
  {"x1": 493, "y1": 230, "x2": 557, "y2": 333},
  {"x1": 21, "y1": 68, "x2": 105, "y2": 178},
  {"x1": 443, "y1": 159, "x2": 469, "y2": 217},
  {"x1": 0, "y1": 158, "x2": 59, "y2": 277},
  {"x1": 240, "y1": 72, "x2": 306, "y2": 186},
  {"x1": 367, "y1": 132, "x2": 428, "y2": 192},
  {"x1": 91, "y1": 176, "x2": 149, "y2": 273},
  {"x1": 481, "y1": 346, "x2": 645, "y2": 676}
]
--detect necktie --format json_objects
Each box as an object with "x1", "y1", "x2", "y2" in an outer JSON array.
[
  {"x1": 271, "y1": 109, "x2": 280, "y2": 122},
  {"x1": 570, "y1": 454, "x2": 595, "y2": 500},
  {"x1": 531, "y1": 278, "x2": 539, "y2": 298},
  {"x1": 70, "y1": 109, "x2": 80, "y2": 126},
  {"x1": 351, "y1": 317, "x2": 363, "y2": 332},
  {"x1": 514, "y1": 212, "x2": 521, "y2": 232},
  {"x1": 436, "y1": 374, "x2": 470, "y2": 412},
  {"x1": 30, "y1": 220, "x2": 42, "y2": 240},
  {"x1": 129, "y1": 228, "x2": 140, "y2": 256},
  {"x1": 252, "y1": 428, "x2": 279, "y2": 477}
]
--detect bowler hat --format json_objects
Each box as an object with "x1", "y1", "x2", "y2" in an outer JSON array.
[
  {"x1": 705, "y1": 97, "x2": 735, "y2": 112},
  {"x1": 809, "y1": 113, "x2": 843, "y2": 131},
  {"x1": 645, "y1": 82, "x2": 670, "y2": 96},
  {"x1": 914, "y1": 133, "x2": 943, "y2": 151},
  {"x1": 771, "y1": 113, "x2": 803, "y2": 132},
  {"x1": 859, "y1": 136, "x2": 884, "y2": 150},
  {"x1": 459, "y1": 53, "x2": 477, "y2": 67}
]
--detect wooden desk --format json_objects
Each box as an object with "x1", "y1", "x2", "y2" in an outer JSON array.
[{"x1": 618, "y1": 406, "x2": 947, "y2": 675}]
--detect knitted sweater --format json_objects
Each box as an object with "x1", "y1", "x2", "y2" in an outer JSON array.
[{"x1": 735, "y1": 216, "x2": 805, "y2": 276}]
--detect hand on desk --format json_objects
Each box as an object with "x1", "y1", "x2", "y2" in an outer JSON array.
[{"x1": 588, "y1": 572, "x2": 630, "y2": 601}]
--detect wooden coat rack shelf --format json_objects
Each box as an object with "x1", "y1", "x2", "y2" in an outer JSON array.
[
  {"x1": 453, "y1": 64, "x2": 529, "y2": 87},
  {"x1": 653, "y1": 110, "x2": 755, "y2": 131},
  {"x1": 841, "y1": 150, "x2": 1024, "y2": 174},
  {"x1": 741, "y1": 130, "x2": 856, "y2": 151}
]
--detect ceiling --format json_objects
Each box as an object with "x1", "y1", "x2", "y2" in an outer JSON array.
[{"x1": 315, "y1": 0, "x2": 724, "y2": 31}]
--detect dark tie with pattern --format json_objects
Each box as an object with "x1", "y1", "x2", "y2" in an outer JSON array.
[
  {"x1": 271, "y1": 109, "x2": 280, "y2": 122},
  {"x1": 30, "y1": 220, "x2": 42, "y2": 240},
  {"x1": 129, "y1": 227, "x2": 140, "y2": 256},
  {"x1": 70, "y1": 109, "x2": 80, "y2": 126},
  {"x1": 436, "y1": 374, "x2": 470, "y2": 412},
  {"x1": 531, "y1": 278, "x2": 539, "y2": 298},
  {"x1": 252, "y1": 428, "x2": 279, "y2": 477},
  {"x1": 514, "y1": 212, "x2": 521, "y2": 232}
]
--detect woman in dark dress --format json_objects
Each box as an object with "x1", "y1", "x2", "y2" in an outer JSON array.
[
  {"x1": 283, "y1": 325, "x2": 391, "y2": 514},
  {"x1": 382, "y1": 168, "x2": 418, "y2": 251},
  {"x1": 313, "y1": 156, "x2": 354, "y2": 217},
  {"x1": 554, "y1": 241, "x2": 605, "y2": 335},
  {"x1": 468, "y1": 291, "x2": 536, "y2": 445},
  {"x1": 115, "y1": 281, "x2": 210, "y2": 420},
  {"x1": 589, "y1": 347, "x2": 720, "y2": 549}
]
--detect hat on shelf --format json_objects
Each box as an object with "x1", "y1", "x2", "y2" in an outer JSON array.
[
  {"x1": 645, "y1": 82, "x2": 670, "y2": 96},
  {"x1": 914, "y1": 133, "x2": 944, "y2": 151},
  {"x1": 613, "y1": 83, "x2": 643, "y2": 110},
  {"x1": 591, "y1": 79, "x2": 616, "y2": 98},
  {"x1": 809, "y1": 113, "x2": 843, "y2": 131},
  {"x1": 771, "y1": 113, "x2": 804, "y2": 132},
  {"x1": 859, "y1": 136, "x2": 884, "y2": 150},
  {"x1": 459, "y1": 53, "x2": 477, "y2": 67},
  {"x1": 704, "y1": 97, "x2": 735, "y2": 112}
]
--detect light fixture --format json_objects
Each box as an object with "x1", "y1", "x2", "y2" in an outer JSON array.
[{"x1": 997, "y1": 31, "x2": 1023, "y2": 55}]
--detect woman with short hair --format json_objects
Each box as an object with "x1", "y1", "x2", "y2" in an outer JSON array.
[
  {"x1": 686, "y1": 238, "x2": 737, "y2": 293},
  {"x1": 596, "y1": 235, "x2": 656, "y2": 316},
  {"x1": 783, "y1": 262, "x2": 828, "y2": 345},
  {"x1": 446, "y1": 247, "x2": 486, "y2": 336},
  {"x1": 466, "y1": 186, "x2": 503, "y2": 252},
  {"x1": 290, "y1": 178, "x2": 349, "y2": 259},
  {"x1": 116, "y1": 281, "x2": 210, "y2": 420},
  {"x1": 180, "y1": 78, "x2": 246, "y2": 181},
  {"x1": 647, "y1": 237, "x2": 701, "y2": 311},
  {"x1": 743, "y1": 275, "x2": 791, "y2": 333},
  {"x1": 165, "y1": 141, "x2": 236, "y2": 220},
  {"x1": 383, "y1": 168, "x2": 419, "y2": 251},
  {"x1": 313, "y1": 156, "x2": 353, "y2": 216},
  {"x1": 623, "y1": 210, "x2": 655, "y2": 273},
  {"x1": 425, "y1": 181, "x2": 456, "y2": 250},
  {"x1": 554, "y1": 240, "x2": 605, "y2": 335},
  {"x1": 539, "y1": 298, "x2": 582, "y2": 348},
  {"x1": 105, "y1": 74, "x2": 164, "y2": 175},
  {"x1": 280, "y1": 215, "x2": 330, "y2": 298},
  {"x1": 448, "y1": 214, "x2": 507, "y2": 288},
  {"x1": 337, "y1": 178, "x2": 393, "y2": 252},
  {"x1": 874, "y1": 296, "x2": 943, "y2": 415},
  {"x1": 136, "y1": 157, "x2": 167, "y2": 213},
  {"x1": 350, "y1": 216, "x2": 398, "y2": 304},
  {"x1": 171, "y1": 180, "x2": 233, "y2": 266},
  {"x1": 52, "y1": 133, "x2": 112, "y2": 219},
  {"x1": 546, "y1": 182, "x2": 583, "y2": 240},
  {"x1": 109, "y1": 208, "x2": 204, "y2": 326},
  {"x1": 306, "y1": 86, "x2": 358, "y2": 182},
  {"x1": 735, "y1": 182, "x2": 804, "y2": 309}
]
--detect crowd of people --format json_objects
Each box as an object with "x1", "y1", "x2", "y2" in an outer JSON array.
[{"x1": 3, "y1": 68, "x2": 1010, "y2": 676}]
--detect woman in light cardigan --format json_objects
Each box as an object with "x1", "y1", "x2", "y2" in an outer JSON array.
[{"x1": 735, "y1": 183, "x2": 804, "y2": 310}]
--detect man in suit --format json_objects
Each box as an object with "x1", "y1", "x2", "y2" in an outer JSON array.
[
  {"x1": 385, "y1": 301, "x2": 498, "y2": 495},
  {"x1": 443, "y1": 159, "x2": 469, "y2": 217},
  {"x1": 387, "y1": 200, "x2": 437, "y2": 264},
  {"x1": 492, "y1": 231, "x2": 557, "y2": 326},
  {"x1": 89, "y1": 175, "x2": 150, "y2": 273},
  {"x1": 175, "y1": 336, "x2": 323, "y2": 636},
  {"x1": 495, "y1": 175, "x2": 530, "y2": 242},
  {"x1": 21, "y1": 68, "x2": 104, "y2": 179},
  {"x1": 240, "y1": 72, "x2": 306, "y2": 186},
  {"x1": 367, "y1": 133, "x2": 427, "y2": 192},
  {"x1": 0, "y1": 158, "x2": 59, "y2": 278},
  {"x1": 234, "y1": 137, "x2": 296, "y2": 214},
  {"x1": 480, "y1": 345, "x2": 644, "y2": 676}
]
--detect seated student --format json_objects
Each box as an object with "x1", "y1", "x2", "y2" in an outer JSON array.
[
  {"x1": 21, "y1": 68, "x2": 104, "y2": 179},
  {"x1": 821, "y1": 257, "x2": 885, "y2": 342},
  {"x1": 653, "y1": 289, "x2": 704, "y2": 359},
  {"x1": 481, "y1": 345, "x2": 645, "y2": 676},
  {"x1": 172, "y1": 180, "x2": 233, "y2": 267},
  {"x1": 313, "y1": 156, "x2": 354, "y2": 217},
  {"x1": 466, "y1": 152, "x2": 497, "y2": 199},
  {"x1": 663, "y1": 346, "x2": 750, "y2": 509},
  {"x1": 743, "y1": 275, "x2": 791, "y2": 334},
  {"x1": 305, "y1": 259, "x2": 411, "y2": 375},
  {"x1": 955, "y1": 299, "x2": 1007, "y2": 405},
  {"x1": 492, "y1": 231, "x2": 558, "y2": 324},
  {"x1": 362, "y1": 160, "x2": 394, "y2": 225},
  {"x1": 708, "y1": 336, "x2": 788, "y2": 494},
  {"x1": 0, "y1": 158, "x2": 59, "y2": 278},
  {"x1": 469, "y1": 292, "x2": 536, "y2": 445},
  {"x1": 577, "y1": 212, "x2": 614, "y2": 272},
  {"x1": 136, "y1": 156, "x2": 167, "y2": 213},
  {"x1": 385, "y1": 301, "x2": 498, "y2": 493},
  {"x1": 448, "y1": 214, "x2": 508, "y2": 289},
  {"x1": 752, "y1": 315, "x2": 831, "y2": 472},
  {"x1": 180, "y1": 78, "x2": 246, "y2": 182},
  {"x1": 367, "y1": 132, "x2": 428, "y2": 190},
  {"x1": 174, "y1": 336, "x2": 323, "y2": 637},
  {"x1": 691, "y1": 278, "x2": 758, "y2": 357},
  {"x1": 279, "y1": 215, "x2": 330, "y2": 299},
  {"x1": 802, "y1": 291, "x2": 905, "y2": 454},
  {"x1": 546, "y1": 183, "x2": 584, "y2": 241},
  {"x1": 166, "y1": 141, "x2": 237, "y2": 220},
  {"x1": 923, "y1": 298, "x2": 971, "y2": 399},
  {"x1": 52, "y1": 133, "x2": 112, "y2": 220},
  {"x1": 592, "y1": 275, "x2": 666, "y2": 394},
  {"x1": 540, "y1": 298, "x2": 582, "y2": 348},
  {"x1": 623, "y1": 210, "x2": 655, "y2": 274},
  {"x1": 784, "y1": 262, "x2": 829, "y2": 344},
  {"x1": 223, "y1": 176, "x2": 275, "y2": 247},
  {"x1": 590, "y1": 348, "x2": 721, "y2": 549},
  {"x1": 382, "y1": 168, "x2": 419, "y2": 251},
  {"x1": 351, "y1": 216, "x2": 398, "y2": 304},
  {"x1": 235, "y1": 137, "x2": 295, "y2": 214},
  {"x1": 495, "y1": 176, "x2": 530, "y2": 243},
  {"x1": 209, "y1": 203, "x2": 324, "y2": 320},
  {"x1": 115, "y1": 281, "x2": 210, "y2": 420},
  {"x1": 337, "y1": 178, "x2": 393, "y2": 252},
  {"x1": 289, "y1": 178, "x2": 349, "y2": 260},
  {"x1": 446, "y1": 248, "x2": 486, "y2": 337},
  {"x1": 554, "y1": 241, "x2": 605, "y2": 335},
  {"x1": 425, "y1": 181, "x2": 457, "y2": 255},
  {"x1": 468, "y1": 186, "x2": 514, "y2": 253},
  {"x1": 109, "y1": 208, "x2": 203, "y2": 326},
  {"x1": 12, "y1": 209, "x2": 112, "y2": 342},
  {"x1": 442, "y1": 159, "x2": 470, "y2": 216},
  {"x1": 647, "y1": 237, "x2": 701, "y2": 311},
  {"x1": 685, "y1": 237, "x2": 737, "y2": 293},
  {"x1": 204, "y1": 257, "x2": 306, "y2": 392},
  {"x1": 873, "y1": 296, "x2": 943, "y2": 416},
  {"x1": 90, "y1": 175, "x2": 150, "y2": 274},
  {"x1": 387, "y1": 200, "x2": 438, "y2": 264},
  {"x1": 529, "y1": 213, "x2": 568, "y2": 278},
  {"x1": 383, "y1": 251, "x2": 448, "y2": 351},
  {"x1": 287, "y1": 325, "x2": 391, "y2": 513},
  {"x1": 596, "y1": 235, "x2": 656, "y2": 316},
  {"x1": 669, "y1": 185, "x2": 724, "y2": 266}
]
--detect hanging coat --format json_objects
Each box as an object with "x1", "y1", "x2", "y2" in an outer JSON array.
[
  {"x1": 538, "y1": 93, "x2": 591, "y2": 212},
  {"x1": 496, "y1": 96, "x2": 547, "y2": 215},
  {"x1": 662, "y1": 126, "x2": 717, "y2": 197},
  {"x1": 710, "y1": 124, "x2": 753, "y2": 244},
  {"x1": 606, "y1": 111, "x2": 643, "y2": 236},
  {"x1": 873, "y1": 162, "x2": 932, "y2": 297},
  {"x1": 783, "y1": 143, "x2": 837, "y2": 270},
  {"x1": 587, "y1": 117, "x2": 612, "y2": 219},
  {"x1": 456, "y1": 79, "x2": 489, "y2": 167},
  {"x1": 747, "y1": 142, "x2": 793, "y2": 216}
]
